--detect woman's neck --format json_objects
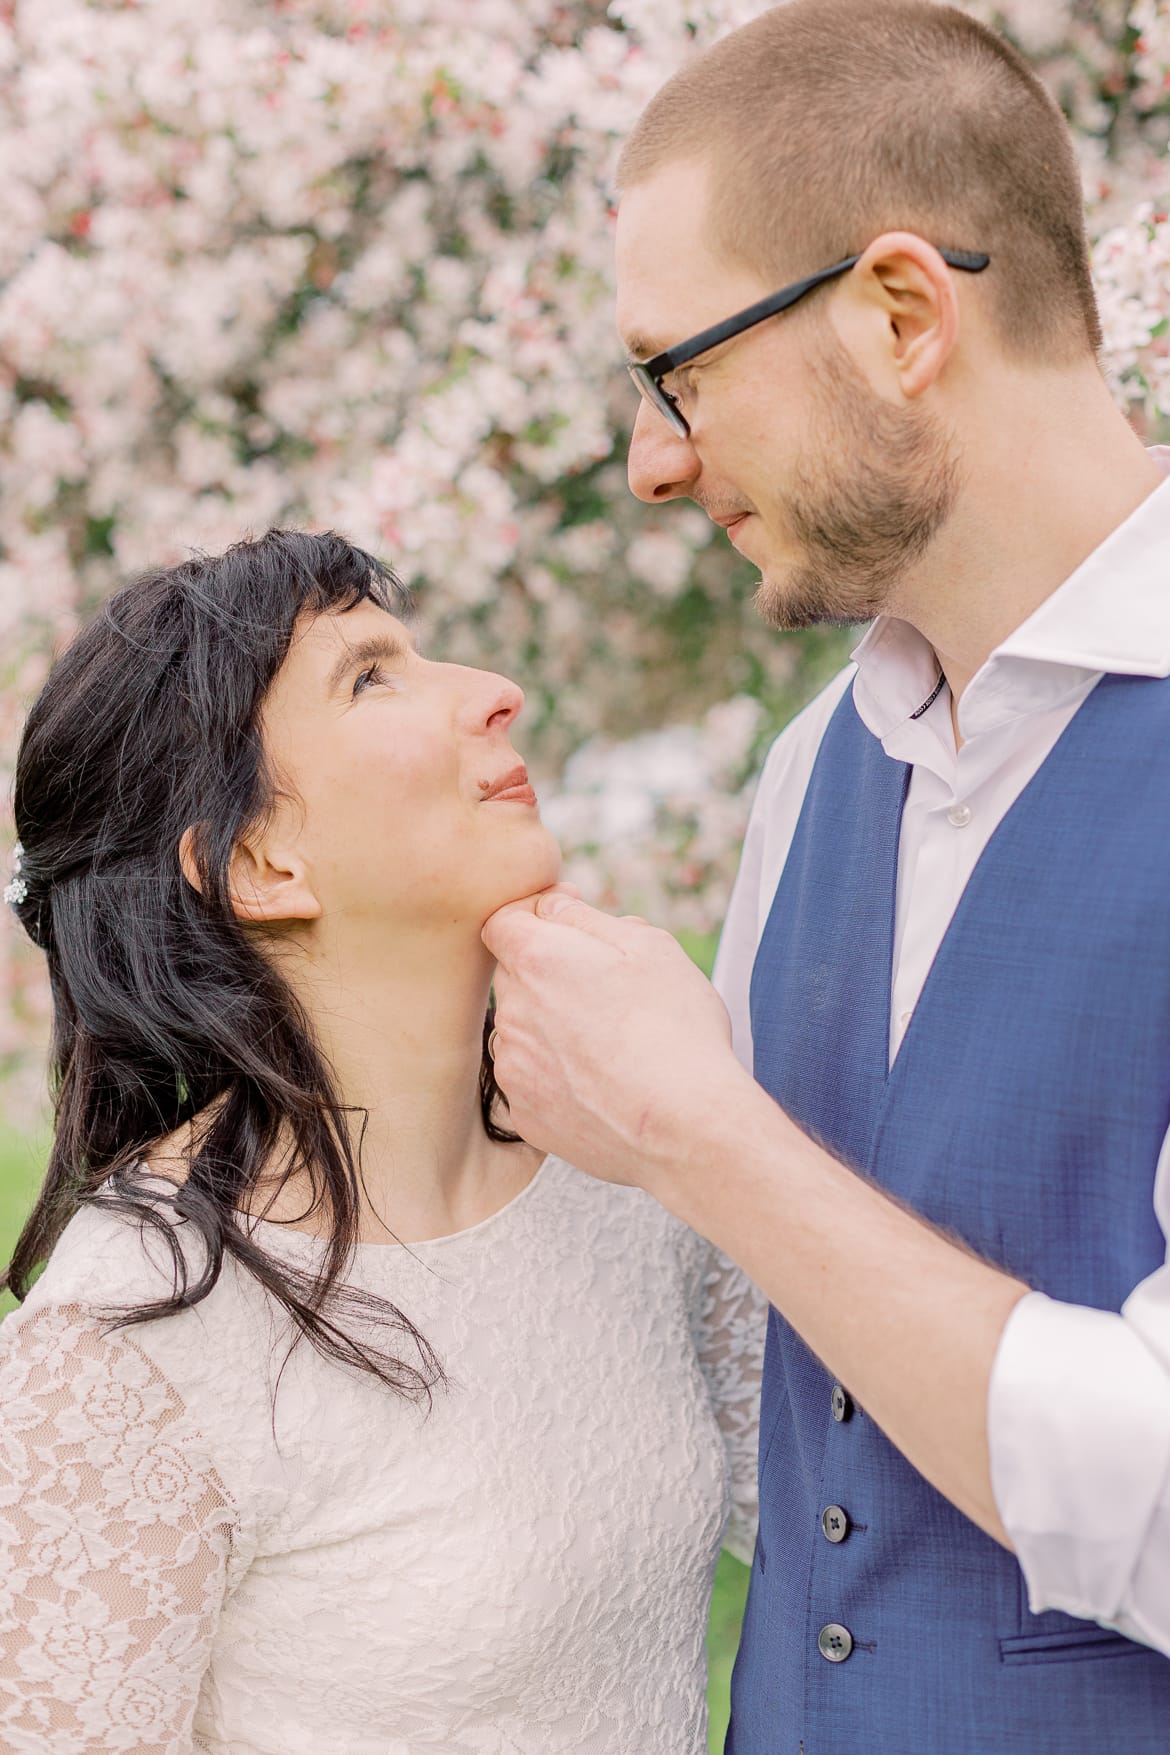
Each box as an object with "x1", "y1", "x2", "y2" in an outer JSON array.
[{"x1": 264, "y1": 923, "x2": 541, "y2": 1244}]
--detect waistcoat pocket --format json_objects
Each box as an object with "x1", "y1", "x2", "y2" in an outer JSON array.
[{"x1": 998, "y1": 1626, "x2": 1148, "y2": 1666}]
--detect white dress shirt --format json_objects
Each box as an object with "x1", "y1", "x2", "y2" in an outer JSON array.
[{"x1": 713, "y1": 449, "x2": 1170, "y2": 1656}]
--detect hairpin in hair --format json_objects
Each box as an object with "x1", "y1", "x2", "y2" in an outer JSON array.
[{"x1": 4, "y1": 842, "x2": 28, "y2": 908}]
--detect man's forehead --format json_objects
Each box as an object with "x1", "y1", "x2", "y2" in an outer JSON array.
[
  {"x1": 615, "y1": 165, "x2": 709, "y2": 345},
  {"x1": 614, "y1": 159, "x2": 770, "y2": 356}
]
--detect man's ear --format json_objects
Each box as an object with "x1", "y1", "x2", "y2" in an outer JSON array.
[
  {"x1": 831, "y1": 230, "x2": 961, "y2": 401},
  {"x1": 178, "y1": 824, "x2": 322, "y2": 925}
]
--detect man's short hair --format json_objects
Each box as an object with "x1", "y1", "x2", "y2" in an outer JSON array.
[{"x1": 617, "y1": 0, "x2": 1100, "y2": 362}]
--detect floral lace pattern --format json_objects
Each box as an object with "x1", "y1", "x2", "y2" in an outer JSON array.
[
  {"x1": 0, "y1": 1157, "x2": 764, "y2": 1753},
  {"x1": 0, "y1": 1305, "x2": 238, "y2": 1754}
]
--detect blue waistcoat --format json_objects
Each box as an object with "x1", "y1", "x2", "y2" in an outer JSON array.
[{"x1": 728, "y1": 672, "x2": 1170, "y2": 1754}]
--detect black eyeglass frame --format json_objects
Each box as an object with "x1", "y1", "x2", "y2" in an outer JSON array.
[{"x1": 627, "y1": 246, "x2": 990, "y2": 437}]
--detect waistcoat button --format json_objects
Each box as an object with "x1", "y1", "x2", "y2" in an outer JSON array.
[
  {"x1": 818, "y1": 1622, "x2": 853, "y2": 1663},
  {"x1": 821, "y1": 1504, "x2": 850, "y2": 1543},
  {"x1": 830, "y1": 1383, "x2": 852, "y2": 1422}
]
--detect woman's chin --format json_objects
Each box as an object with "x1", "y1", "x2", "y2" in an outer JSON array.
[{"x1": 481, "y1": 835, "x2": 564, "y2": 918}]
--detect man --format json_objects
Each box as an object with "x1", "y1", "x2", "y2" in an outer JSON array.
[{"x1": 482, "y1": 2, "x2": 1170, "y2": 1751}]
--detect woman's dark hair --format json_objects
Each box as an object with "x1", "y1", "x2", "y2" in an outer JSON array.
[{"x1": 2, "y1": 528, "x2": 518, "y2": 1399}]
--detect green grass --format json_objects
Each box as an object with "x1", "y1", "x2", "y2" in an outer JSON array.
[
  {"x1": 708, "y1": 1551, "x2": 749, "y2": 1748},
  {"x1": 0, "y1": 1124, "x2": 49, "y2": 1318},
  {"x1": 675, "y1": 927, "x2": 722, "y2": 978}
]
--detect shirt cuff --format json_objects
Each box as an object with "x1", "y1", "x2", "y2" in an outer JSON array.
[{"x1": 988, "y1": 1290, "x2": 1170, "y2": 1624}]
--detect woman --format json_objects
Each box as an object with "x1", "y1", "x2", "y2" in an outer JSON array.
[{"x1": 0, "y1": 530, "x2": 763, "y2": 1754}]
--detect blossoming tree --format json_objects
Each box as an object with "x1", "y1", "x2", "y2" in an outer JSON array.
[{"x1": 1, "y1": 0, "x2": 1169, "y2": 1080}]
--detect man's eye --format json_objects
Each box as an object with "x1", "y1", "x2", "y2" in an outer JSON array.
[{"x1": 662, "y1": 370, "x2": 693, "y2": 409}]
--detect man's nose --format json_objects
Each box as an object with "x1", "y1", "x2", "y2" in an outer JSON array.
[{"x1": 626, "y1": 400, "x2": 701, "y2": 504}]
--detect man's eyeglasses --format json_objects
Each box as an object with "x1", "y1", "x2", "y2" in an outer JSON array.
[{"x1": 627, "y1": 247, "x2": 991, "y2": 438}]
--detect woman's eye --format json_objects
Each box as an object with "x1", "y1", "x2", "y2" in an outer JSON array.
[{"x1": 352, "y1": 664, "x2": 385, "y2": 697}]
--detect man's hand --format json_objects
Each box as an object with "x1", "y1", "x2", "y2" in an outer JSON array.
[
  {"x1": 482, "y1": 890, "x2": 745, "y2": 1189},
  {"x1": 485, "y1": 890, "x2": 1026, "y2": 1548}
]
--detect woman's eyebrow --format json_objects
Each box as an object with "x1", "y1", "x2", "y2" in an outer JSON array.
[{"x1": 325, "y1": 631, "x2": 419, "y2": 696}]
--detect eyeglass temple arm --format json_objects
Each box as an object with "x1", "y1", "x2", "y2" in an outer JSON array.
[{"x1": 647, "y1": 247, "x2": 990, "y2": 376}]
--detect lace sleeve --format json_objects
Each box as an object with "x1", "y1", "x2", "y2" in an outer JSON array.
[
  {"x1": 690, "y1": 1242, "x2": 767, "y2": 1565},
  {"x1": 0, "y1": 1302, "x2": 239, "y2": 1755}
]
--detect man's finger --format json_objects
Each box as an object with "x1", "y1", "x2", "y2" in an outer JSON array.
[{"x1": 533, "y1": 892, "x2": 639, "y2": 947}]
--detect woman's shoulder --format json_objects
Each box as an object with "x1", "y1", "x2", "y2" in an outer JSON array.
[
  {"x1": 10, "y1": 1186, "x2": 269, "y2": 1420},
  {"x1": 25, "y1": 1182, "x2": 214, "y2": 1312},
  {"x1": 4, "y1": 1187, "x2": 286, "y2": 1508},
  {"x1": 0, "y1": 1195, "x2": 271, "y2": 1579}
]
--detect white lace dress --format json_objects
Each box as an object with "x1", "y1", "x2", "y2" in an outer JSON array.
[{"x1": 0, "y1": 1154, "x2": 764, "y2": 1754}]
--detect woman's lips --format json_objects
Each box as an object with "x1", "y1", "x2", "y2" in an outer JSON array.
[{"x1": 480, "y1": 764, "x2": 538, "y2": 806}]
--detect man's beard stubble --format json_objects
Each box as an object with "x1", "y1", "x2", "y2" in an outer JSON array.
[{"x1": 753, "y1": 334, "x2": 962, "y2": 632}]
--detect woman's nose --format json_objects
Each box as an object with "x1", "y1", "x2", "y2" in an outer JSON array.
[
  {"x1": 627, "y1": 399, "x2": 701, "y2": 504},
  {"x1": 459, "y1": 668, "x2": 525, "y2": 736}
]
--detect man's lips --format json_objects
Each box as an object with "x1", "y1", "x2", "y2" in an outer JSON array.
[
  {"x1": 712, "y1": 511, "x2": 751, "y2": 533},
  {"x1": 713, "y1": 511, "x2": 753, "y2": 552},
  {"x1": 480, "y1": 763, "x2": 538, "y2": 806}
]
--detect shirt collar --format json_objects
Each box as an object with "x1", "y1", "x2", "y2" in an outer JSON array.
[{"x1": 850, "y1": 446, "x2": 1170, "y2": 743}]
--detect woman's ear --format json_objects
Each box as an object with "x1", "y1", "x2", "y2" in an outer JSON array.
[{"x1": 178, "y1": 824, "x2": 322, "y2": 925}]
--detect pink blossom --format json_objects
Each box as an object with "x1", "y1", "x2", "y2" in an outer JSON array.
[{"x1": 0, "y1": 0, "x2": 1168, "y2": 1097}]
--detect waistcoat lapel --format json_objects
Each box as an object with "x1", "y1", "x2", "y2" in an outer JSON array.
[{"x1": 749, "y1": 691, "x2": 909, "y2": 1167}]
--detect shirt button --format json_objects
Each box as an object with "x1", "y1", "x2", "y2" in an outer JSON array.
[
  {"x1": 831, "y1": 1383, "x2": 853, "y2": 1422},
  {"x1": 947, "y1": 802, "x2": 972, "y2": 828},
  {"x1": 818, "y1": 1623, "x2": 854, "y2": 1663},
  {"x1": 821, "y1": 1504, "x2": 850, "y2": 1544}
]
